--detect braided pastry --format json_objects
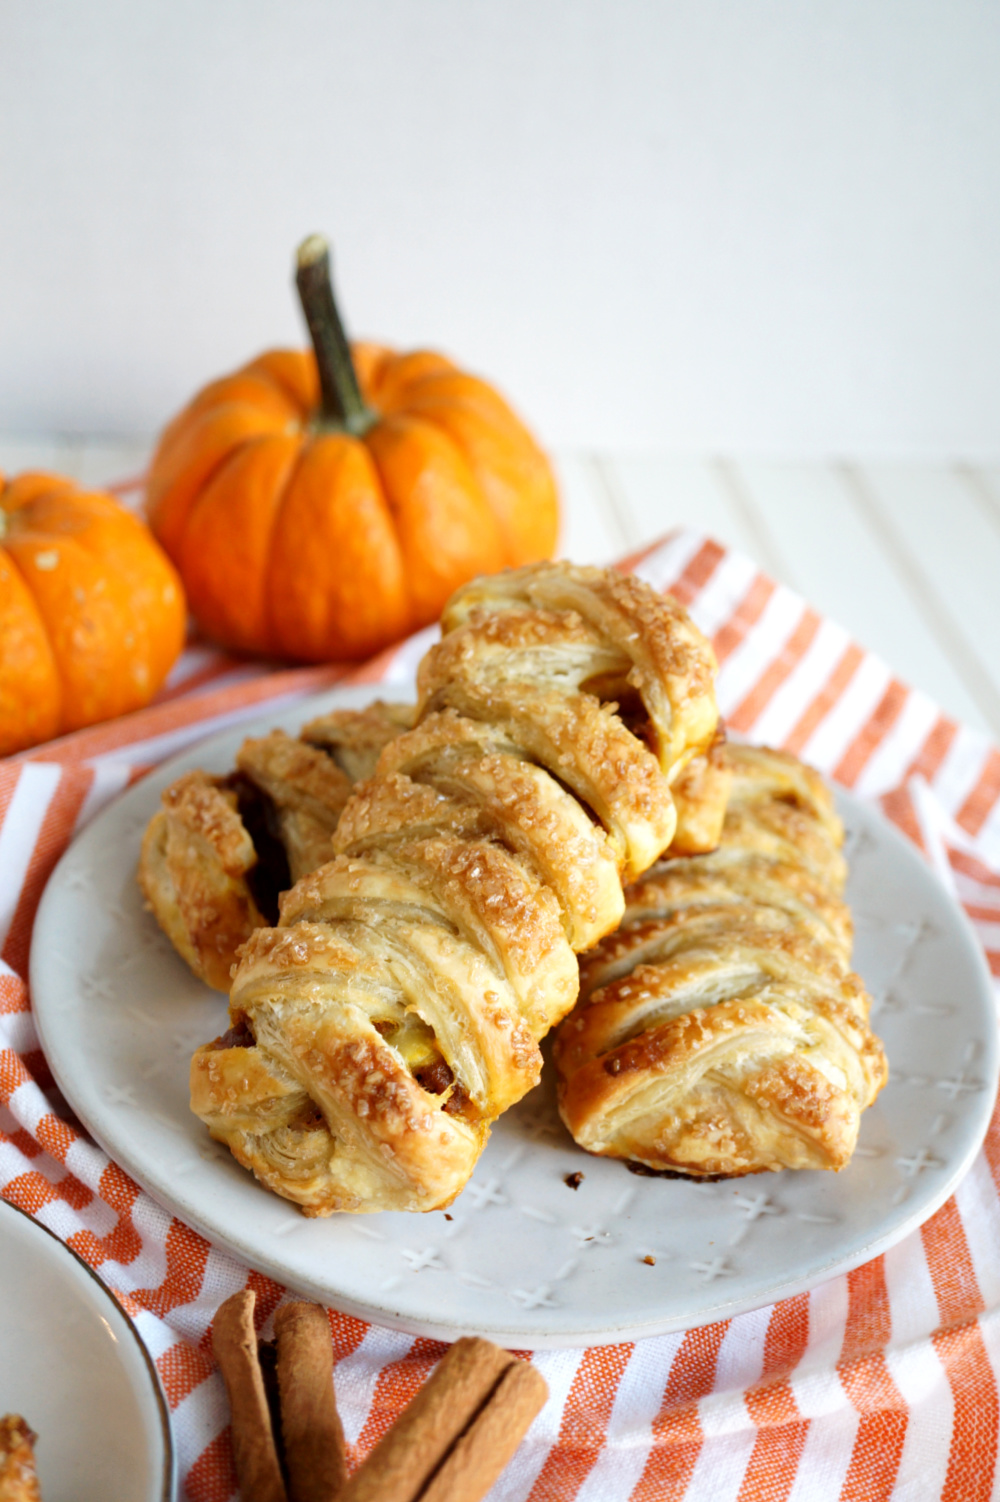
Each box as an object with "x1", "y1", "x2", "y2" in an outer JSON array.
[
  {"x1": 141, "y1": 693, "x2": 723, "y2": 993},
  {"x1": 190, "y1": 563, "x2": 722, "y2": 1214},
  {"x1": 554, "y1": 744, "x2": 887, "y2": 1178},
  {"x1": 138, "y1": 702, "x2": 412, "y2": 989},
  {"x1": 0, "y1": 1416, "x2": 41, "y2": 1502}
]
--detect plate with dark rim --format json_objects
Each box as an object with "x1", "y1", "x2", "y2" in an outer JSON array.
[{"x1": 0, "y1": 1196, "x2": 174, "y2": 1501}]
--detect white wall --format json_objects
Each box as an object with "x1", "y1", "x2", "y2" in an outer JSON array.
[{"x1": 3, "y1": 1, "x2": 999, "y2": 455}]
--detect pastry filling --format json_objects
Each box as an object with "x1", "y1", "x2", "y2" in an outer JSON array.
[
  {"x1": 413, "y1": 1057, "x2": 454, "y2": 1095},
  {"x1": 581, "y1": 673, "x2": 656, "y2": 754},
  {"x1": 374, "y1": 1015, "x2": 473, "y2": 1118},
  {"x1": 212, "y1": 1012, "x2": 256, "y2": 1050},
  {"x1": 226, "y1": 773, "x2": 291, "y2": 923},
  {"x1": 311, "y1": 739, "x2": 353, "y2": 777}
]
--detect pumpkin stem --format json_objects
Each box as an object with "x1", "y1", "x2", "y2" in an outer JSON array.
[{"x1": 295, "y1": 236, "x2": 375, "y2": 437}]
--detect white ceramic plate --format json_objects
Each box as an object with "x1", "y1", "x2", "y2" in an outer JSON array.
[
  {"x1": 0, "y1": 1198, "x2": 174, "y2": 1501},
  {"x1": 30, "y1": 685, "x2": 999, "y2": 1349}
]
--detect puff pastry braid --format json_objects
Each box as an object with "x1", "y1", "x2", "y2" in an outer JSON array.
[
  {"x1": 190, "y1": 562, "x2": 723, "y2": 1214},
  {"x1": 138, "y1": 702, "x2": 413, "y2": 989},
  {"x1": 554, "y1": 744, "x2": 887, "y2": 1178},
  {"x1": 0, "y1": 1416, "x2": 42, "y2": 1502}
]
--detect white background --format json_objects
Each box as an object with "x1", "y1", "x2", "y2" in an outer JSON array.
[{"x1": 3, "y1": 0, "x2": 1000, "y2": 455}]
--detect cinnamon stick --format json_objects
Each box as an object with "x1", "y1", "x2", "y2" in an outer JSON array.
[
  {"x1": 275, "y1": 1302, "x2": 348, "y2": 1502},
  {"x1": 337, "y1": 1337, "x2": 547, "y2": 1502},
  {"x1": 212, "y1": 1290, "x2": 288, "y2": 1502},
  {"x1": 420, "y1": 1358, "x2": 548, "y2": 1502}
]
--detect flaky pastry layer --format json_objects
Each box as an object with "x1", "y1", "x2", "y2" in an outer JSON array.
[
  {"x1": 138, "y1": 703, "x2": 412, "y2": 989},
  {"x1": 554, "y1": 744, "x2": 887, "y2": 1178},
  {"x1": 191, "y1": 563, "x2": 724, "y2": 1213}
]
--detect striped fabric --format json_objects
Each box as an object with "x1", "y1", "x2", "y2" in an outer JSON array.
[{"x1": 3, "y1": 529, "x2": 1000, "y2": 1502}]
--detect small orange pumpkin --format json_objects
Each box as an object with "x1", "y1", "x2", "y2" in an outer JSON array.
[
  {"x1": 145, "y1": 236, "x2": 559, "y2": 662},
  {"x1": 0, "y1": 472, "x2": 186, "y2": 756}
]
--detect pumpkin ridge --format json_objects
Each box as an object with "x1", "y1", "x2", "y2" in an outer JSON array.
[
  {"x1": 0, "y1": 545, "x2": 63, "y2": 748},
  {"x1": 365, "y1": 349, "x2": 459, "y2": 411},
  {"x1": 230, "y1": 362, "x2": 306, "y2": 411},
  {"x1": 151, "y1": 372, "x2": 300, "y2": 472},
  {"x1": 405, "y1": 401, "x2": 558, "y2": 566},
  {"x1": 240, "y1": 350, "x2": 318, "y2": 413},
  {"x1": 181, "y1": 430, "x2": 303, "y2": 656},
  {"x1": 153, "y1": 397, "x2": 294, "y2": 468},
  {"x1": 258, "y1": 429, "x2": 325, "y2": 651},
  {"x1": 147, "y1": 402, "x2": 290, "y2": 559},
  {"x1": 386, "y1": 370, "x2": 532, "y2": 437},
  {"x1": 15, "y1": 528, "x2": 171, "y2": 733},
  {"x1": 1, "y1": 481, "x2": 185, "y2": 744},
  {"x1": 265, "y1": 431, "x2": 409, "y2": 661},
  {"x1": 2, "y1": 474, "x2": 77, "y2": 513},
  {"x1": 354, "y1": 428, "x2": 411, "y2": 619},
  {"x1": 3, "y1": 530, "x2": 90, "y2": 729},
  {"x1": 262, "y1": 438, "x2": 304, "y2": 654},
  {"x1": 363, "y1": 412, "x2": 505, "y2": 627}
]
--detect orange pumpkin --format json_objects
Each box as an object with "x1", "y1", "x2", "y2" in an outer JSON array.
[
  {"x1": 145, "y1": 236, "x2": 559, "y2": 662},
  {"x1": 0, "y1": 472, "x2": 187, "y2": 756}
]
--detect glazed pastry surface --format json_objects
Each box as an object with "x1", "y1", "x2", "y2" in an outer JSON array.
[
  {"x1": 554, "y1": 744, "x2": 887, "y2": 1178},
  {"x1": 140, "y1": 684, "x2": 720, "y2": 992},
  {"x1": 0, "y1": 1416, "x2": 42, "y2": 1502},
  {"x1": 138, "y1": 703, "x2": 412, "y2": 989},
  {"x1": 190, "y1": 563, "x2": 723, "y2": 1214}
]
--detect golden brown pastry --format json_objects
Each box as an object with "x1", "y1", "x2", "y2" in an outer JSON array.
[
  {"x1": 141, "y1": 683, "x2": 718, "y2": 992},
  {"x1": 554, "y1": 744, "x2": 887, "y2": 1178},
  {"x1": 664, "y1": 729, "x2": 731, "y2": 857},
  {"x1": 190, "y1": 562, "x2": 723, "y2": 1214},
  {"x1": 420, "y1": 563, "x2": 721, "y2": 882},
  {"x1": 138, "y1": 703, "x2": 413, "y2": 989},
  {"x1": 300, "y1": 700, "x2": 415, "y2": 780},
  {"x1": 0, "y1": 1417, "x2": 42, "y2": 1502}
]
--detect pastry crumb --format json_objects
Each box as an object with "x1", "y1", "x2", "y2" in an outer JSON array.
[
  {"x1": 643, "y1": 1254, "x2": 656, "y2": 1266},
  {"x1": 564, "y1": 1172, "x2": 584, "y2": 1190}
]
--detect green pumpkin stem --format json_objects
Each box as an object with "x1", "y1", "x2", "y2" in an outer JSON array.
[{"x1": 295, "y1": 236, "x2": 374, "y2": 436}]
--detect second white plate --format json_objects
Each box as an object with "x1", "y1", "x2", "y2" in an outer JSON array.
[
  {"x1": 30, "y1": 684, "x2": 999, "y2": 1348},
  {"x1": 0, "y1": 1199, "x2": 174, "y2": 1502}
]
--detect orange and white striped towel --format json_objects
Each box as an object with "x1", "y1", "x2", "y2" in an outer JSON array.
[{"x1": 3, "y1": 530, "x2": 1000, "y2": 1502}]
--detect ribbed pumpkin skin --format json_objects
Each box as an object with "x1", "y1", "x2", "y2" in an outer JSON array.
[
  {"x1": 0, "y1": 472, "x2": 187, "y2": 756},
  {"x1": 145, "y1": 344, "x2": 560, "y2": 662}
]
